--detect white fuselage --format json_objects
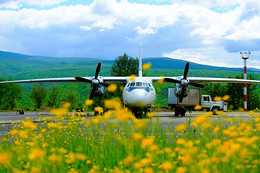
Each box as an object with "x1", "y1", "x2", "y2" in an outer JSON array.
[{"x1": 122, "y1": 78, "x2": 156, "y2": 108}]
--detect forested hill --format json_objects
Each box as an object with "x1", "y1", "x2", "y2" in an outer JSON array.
[
  {"x1": 144, "y1": 57, "x2": 260, "y2": 72},
  {"x1": 0, "y1": 50, "x2": 259, "y2": 79}
]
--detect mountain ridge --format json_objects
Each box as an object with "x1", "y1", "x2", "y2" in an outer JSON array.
[{"x1": 0, "y1": 50, "x2": 259, "y2": 73}]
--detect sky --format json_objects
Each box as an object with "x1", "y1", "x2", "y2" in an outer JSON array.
[{"x1": 0, "y1": 0, "x2": 260, "y2": 69}]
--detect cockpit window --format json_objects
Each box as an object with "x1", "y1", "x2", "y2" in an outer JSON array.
[
  {"x1": 136, "y1": 82, "x2": 142, "y2": 86},
  {"x1": 143, "y1": 82, "x2": 148, "y2": 86},
  {"x1": 130, "y1": 82, "x2": 135, "y2": 86}
]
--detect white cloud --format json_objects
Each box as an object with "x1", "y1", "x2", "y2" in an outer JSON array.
[
  {"x1": 163, "y1": 46, "x2": 260, "y2": 69},
  {"x1": 0, "y1": 0, "x2": 67, "y2": 9},
  {"x1": 92, "y1": 17, "x2": 118, "y2": 30},
  {"x1": 1, "y1": 0, "x2": 260, "y2": 66},
  {"x1": 24, "y1": 0, "x2": 67, "y2": 6},
  {"x1": 135, "y1": 26, "x2": 157, "y2": 34},
  {"x1": 80, "y1": 25, "x2": 91, "y2": 31},
  {"x1": 0, "y1": 0, "x2": 258, "y2": 43},
  {"x1": 225, "y1": 16, "x2": 260, "y2": 40},
  {"x1": 0, "y1": 0, "x2": 21, "y2": 9}
]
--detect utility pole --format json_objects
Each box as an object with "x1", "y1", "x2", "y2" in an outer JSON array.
[{"x1": 240, "y1": 51, "x2": 251, "y2": 111}]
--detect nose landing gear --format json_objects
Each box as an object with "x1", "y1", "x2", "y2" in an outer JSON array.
[{"x1": 132, "y1": 108, "x2": 149, "y2": 119}]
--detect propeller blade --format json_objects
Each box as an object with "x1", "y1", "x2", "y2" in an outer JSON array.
[
  {"x1": 74, "y1": 77, "x2": 92, "y2": 83},
  {"x1": 89, "y1": 86, "x2": 95, "y2": 100},
  {"x1": 183, "y1": 62, "x2": 189, "y2": 79},
  {"x1": 164, "y1": 78, "x2": 180, "y2": 83},
  {"x1": 179, "y1": 87, "x2": 186, "y2": 104},
  {"x1": 99, "y1": 82, "x2": 110, "y2": 87},
  {"x1": 95, "y1": 62, "x2": 101, "y2": 79},
  {"x1": 188, "y1": 82, "x2": 205, "y2": 88}
]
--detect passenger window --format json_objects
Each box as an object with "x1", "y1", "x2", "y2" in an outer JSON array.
[{"x1": 136, "y1": 82, "x2": 142, "y2": 86}]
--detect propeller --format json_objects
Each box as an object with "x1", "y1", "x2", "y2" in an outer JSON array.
[
  {"x1": 165, "y1": 62, "x2": 205, "y2": 104},
  {"x1": 74, "y1": 62, "x2": 109, "y2": 100}
]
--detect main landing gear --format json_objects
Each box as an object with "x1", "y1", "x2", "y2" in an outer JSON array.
[
  {"x1": 174, "y1": 105, "x2": 186, "y2": 117},
  {"x1": 132, "y1": 108, "x2": 149, "y2": 119}
]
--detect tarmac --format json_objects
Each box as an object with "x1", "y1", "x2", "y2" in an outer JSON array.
[{"x1": 0, "y1": 110, "x2": 252, "y2": 133}]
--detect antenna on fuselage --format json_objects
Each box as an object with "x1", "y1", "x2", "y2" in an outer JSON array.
[{"x1": 138, "y1": 43, "x2": 142, "y2": 77}]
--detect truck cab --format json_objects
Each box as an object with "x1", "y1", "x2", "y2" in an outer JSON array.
[{"x1": 201, "y1": 95, "x2": 227, "y2": 112}]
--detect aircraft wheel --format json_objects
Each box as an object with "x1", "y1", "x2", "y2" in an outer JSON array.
[
  {"x1": 174, "y1": 106, "x2": 180, "y2": 117},
  {"x1": 132, "y1": 109, "x2": 142, "y2": 119}
]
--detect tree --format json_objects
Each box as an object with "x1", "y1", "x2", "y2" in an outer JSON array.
[
  {"x1": 0, "y1": 77, "x2": 23, "y2": 109},
  {"x1": 30, "y1": 83, "x2": 47, "y2": 109},
  {"x1": 203, "y1": 83, "x2": 227, "y2": 98},
  {"x1": 110, "y1": 53, "x2": 139, "y2": 99},
  {"x1": 62, "y1": 91, "x2": 77, "y2": 110},
  {"x1": 226, "y1": 73, "x2": 260, "y2": 110},
  {"x1": 46, "y1": 85, "x2": 60, "y2": 108},
  {"x1": 201, "y1": 73, "x2": 260, "y2": 110},
  {"x1": 111, "y1": 53, "x2": 138, "y2": 76}
]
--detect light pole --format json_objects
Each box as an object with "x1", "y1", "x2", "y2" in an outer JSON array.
[{"x1": 240, "y1": 51, "x2": 251, "y2": 111}]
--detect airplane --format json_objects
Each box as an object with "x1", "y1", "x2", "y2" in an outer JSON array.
[{"x1": 1, "y1": 46, "x2": 260, "y2": 118}]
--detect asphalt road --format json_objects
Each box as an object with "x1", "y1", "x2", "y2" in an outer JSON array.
[{"x1": 0, "y1": 111, "x2": 251, "y2": 133}]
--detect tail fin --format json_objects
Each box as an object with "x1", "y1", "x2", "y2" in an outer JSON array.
[{"x1": 138, "y1": 43, "x2": 142, "y2": 77}]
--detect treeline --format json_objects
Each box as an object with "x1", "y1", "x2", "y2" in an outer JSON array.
[{"x1": 201, "y1": 73, "x2": 260, "y2": 110}]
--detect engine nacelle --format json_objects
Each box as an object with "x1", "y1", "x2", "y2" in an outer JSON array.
[
  {"x1": 92, "y1": 77, "x2": 105, "y2": 97},
  {"x1": 174, "y1": 83, "x2": 189, "y2": 98}
]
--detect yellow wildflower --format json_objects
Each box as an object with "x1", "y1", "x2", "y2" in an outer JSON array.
[
  {"x1": 133, "y1": 120, "x2": 147, "y2": 129},
  {"x1": 176, "y1": 167, "x2": 187, "y2": 173},
  {"x1": 129, "y1": 74, "x2": 136, "y2": 81},
  {"x1": 91, "y1": 118, "x2": 100, "y2": 125},
  {"x1": 60, "y1": 148, "x2": 68, "y2": 154},
  {"x1": 123, "y1": 155, "x2": 134, "y2": 166},
  {"x1": 22, "y1": 120, "x2": 37, "y2": 130},
  {"x1": 143, "y1": 62, "x2": 152, "y2": 70},
  {"x1": 160, "y1": 161, "x2": 173, "y2": 170},
  {"x1": 49, "y1": 154, "x2": 62, "y2": 164},
  {"x1": 9, "y1": 129, "x2": 19, "y2": 136},
  {"x1": 147, "y1": 112, "x2": 155, "y2": 118},
  {"x1": 29, "y1": 149, "x2": 45, "y2": 160},
  {"x1": 0, "y1": 152, "x2": 10, "y2": 166},
  {"x1": 213, "y1": 126, "x2": 220, "y2": 132},
  {"x1": 222, "y1": 95, "x2": 230, "y2": 101},
  {"x1": 132, "y1": 133, "x2": 143, "y2": 142},
  {"x1": 158, "y1": 78, "x2": 164, "y2": 84},
  {"x1": 104, "y1": 100, "x2": 121, "y2": 109},
  {"x1": 200, "y1": 122, "x2": 213, "y2": 130},
  {"x1": 144, "y1": 167, "x2": 154, "y2": 173},
  {"x1": 194, "y1": 115, "x2": 208, "y2": 124},
  {"x1": 214, "y1": 96, "x2": 222, "y2": 101},
  {"x1": 177, "y1": 139, "x2": 186, "y2": 145},
  {"x1": 141, "y1": 138, "x2": 154, "y2": 149},
  {"x1": 140, "y1": 158, "x2": 152, "y2": 165},
  {"x1": 76, "y1": 153, "x2": 87, "y2": 161},
  {"x1": 194, "y1": 105, "x2": 202, "y2": 110},
  {"x1": 174, "y1": 123, "x2": 187, "y2": 132},
  {"x1": 50, "y1": 102, "x2": 71, "y2": 117},
  {"x1": 18, "y1": 130, "x2": 28, "y2": 139},
  {"x1": 107, "y1": 84, "x2": 117, "y2": 92},
  {"x1": 31, "y1": 167, "x2": 41, "y2": 173},
  {"x1": 94, "y1": 106, "x2": 103, "y2": 113},
  {"x1": 85, "y1": 99, "x2": 93, "y2": 105}
]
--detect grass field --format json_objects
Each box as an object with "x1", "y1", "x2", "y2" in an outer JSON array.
[{"x1": 0, "y1": 96, "x2": 260, "y2": 173}]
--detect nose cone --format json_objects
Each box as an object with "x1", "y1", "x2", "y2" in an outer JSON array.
[{"x1": 124, "y1": 89, "x2": 155, "y2": 107}]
